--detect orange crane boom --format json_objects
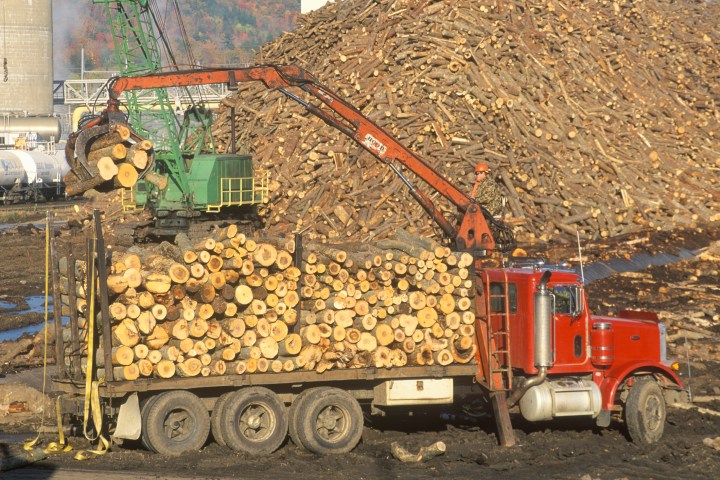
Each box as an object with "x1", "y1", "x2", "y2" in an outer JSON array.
[{"x1": 70, "y1": 64, "x2": 513, "y2": 253}]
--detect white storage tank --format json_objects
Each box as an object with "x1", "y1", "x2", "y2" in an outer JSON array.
[
  {"x1": 0, "y1": 0, "x2": 53, "y2": 116},
  {"x1": 0, "y1": 116, "x2": 61, "y2": 143}
]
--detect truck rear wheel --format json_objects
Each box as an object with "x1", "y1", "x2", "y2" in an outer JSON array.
[
  {"x1": 221, "y1": 387, "x2": 288, "y2": 455},
  {"x1": 625, "y1": 377, "x2": 666, "y2": 444},
  {"x1": 294, "y1": 387, "x2": 363, "y2": 454},
  {"x1": 140, "y1": 395, "x2": 160, "y2": 451},
  {"x1": 144, "y1": 391, "x2": 210, "y2": 456},
  {"x1": 288, "y1": 387, "x2": 323, "y2": 449},
  {"x1": 210, "y1": 392, "x2": 234, "y2": 448}
]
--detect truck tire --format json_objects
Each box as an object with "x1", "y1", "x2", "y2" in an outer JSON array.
[
  {"x1": 288, "y1": 387, "x2": 324, "y2": 449},
  {"x1": 294, "y1": 387, "x2": 363, "y2": 454},
  {"x1": 140, "y1": 395, "x2": 160, "y2": 451},
  {"x1": 625, "y1": 377, "x2": 666, "y2": 444},
  {"x1": 210, "y1": 392, "x2": 234, "y2": 448},
  {"x1": 144, "y1": 391, "x2": 211, "y2": 456},
  {"x1": 221, "y1": 387, "x2": 288, "y2": 455}
]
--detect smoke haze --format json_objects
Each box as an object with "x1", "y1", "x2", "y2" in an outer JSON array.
[{"x1": 53, "y1": 0, "x2": 79, "y2": 79}]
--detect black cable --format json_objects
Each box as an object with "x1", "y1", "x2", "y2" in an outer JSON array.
[
  {"x1": 146, "y1": 0, "x2": 203, "y2": 106},
  {"x1": 171, "y1": 0, "x2": 197, "y2": 68},
  {"x1": 2, "y1": 8, "x2": 7, "y2": 82}
]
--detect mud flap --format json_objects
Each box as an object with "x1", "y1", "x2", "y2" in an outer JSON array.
[
  {"x1": 113, "y1": 393, "x2": 141, "y2": 441},
  {"x1": 596, "y1": 409, "x2": 612, "y2": 428}
]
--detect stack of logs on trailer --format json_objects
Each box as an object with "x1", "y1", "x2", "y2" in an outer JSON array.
[{"x1": 56, "y1": 227, "x2": 478, "y2": 381}]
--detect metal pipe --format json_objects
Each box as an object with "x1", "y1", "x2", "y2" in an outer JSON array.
[
  {"x1": 507, "y1": 367, "x2": 547, "y2": 407},
  {"x1": 229, "y1": 106, "x2": 236, "y2": 154}
]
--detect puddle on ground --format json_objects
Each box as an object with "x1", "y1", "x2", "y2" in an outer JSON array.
[
  {"x1": 0, "y1": 220, "x2": 66, "y2": 232},
  {"x1": 0, "y1": 296, "x2": 63, "y2": 343},
  {"x1": 0, "y1": 296, "x2": 47, "y2": 315}
]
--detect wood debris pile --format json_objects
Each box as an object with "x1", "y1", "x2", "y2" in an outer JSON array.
[{"x1": 212, "y1": 0, "x2": 719, "y2": 244}]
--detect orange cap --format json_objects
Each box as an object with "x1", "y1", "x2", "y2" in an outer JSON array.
[{"x1": 474, "y1": 162, "x2": 490, "y2": 173}]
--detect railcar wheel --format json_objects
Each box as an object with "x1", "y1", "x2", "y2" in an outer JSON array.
[
  {"x1": 221, "y1": 387, "x2": 287, "y2": 455},
  {"x1": 144, "y1": 391, "x2": 210, "y2": 455},
  {"x1": 295, "y1": 387, "x2": 363, "y2": 454},
  {"x1": 625, "y1": 377, "x2": 666, "y2": 444}
]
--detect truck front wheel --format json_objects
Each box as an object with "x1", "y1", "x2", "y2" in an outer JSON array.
[
  {"x1": 294, "y1": 387, "x2": 363, "y2": 454},
  {"x1": 624, "y1": 377, "x2": 666, "y2": 444},
  {"x1": 144, "y1": 391, "x2": 210, "y2": 455},
  {"x1": 221, "y1": 387, "x2": 288, "y2": 455}
]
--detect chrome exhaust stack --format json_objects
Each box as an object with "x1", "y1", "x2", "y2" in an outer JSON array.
[{"x1": 508, "y1": 270, "x2": 553, "y2": 406}]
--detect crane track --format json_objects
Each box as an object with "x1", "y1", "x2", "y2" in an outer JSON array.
[{"x1": 0, "y1": 199, "x2": 83, "y2": 214}]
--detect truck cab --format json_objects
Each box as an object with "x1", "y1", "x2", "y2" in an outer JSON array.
[{"x1": 478, "y1": 262, "x2": 684, "y2": 443}]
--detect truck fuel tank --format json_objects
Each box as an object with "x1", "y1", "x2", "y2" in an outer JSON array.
[{"x1": 519, "y1": 379, "x2": 602, "y2": 422}]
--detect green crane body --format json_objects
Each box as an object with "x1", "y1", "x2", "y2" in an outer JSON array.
[{"x1": 91, "y1": 0, "x2": 266, "y2": 236}]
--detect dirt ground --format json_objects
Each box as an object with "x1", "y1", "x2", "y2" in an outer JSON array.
[
  {"x1": 1, "y1": 400, "x2": 719, "y2": 479},
  {"x1": 2, "y1": 211, "x2": 720, "y2": 479}
]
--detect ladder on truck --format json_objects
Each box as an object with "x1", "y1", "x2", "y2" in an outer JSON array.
[
  {"x1": 476, "y1": 269, "x2": 513, "y2": 391},
  {"x1": 475, "y1": 268, "x2": 516, "y2": 447}
]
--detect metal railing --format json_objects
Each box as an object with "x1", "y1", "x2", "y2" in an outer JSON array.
[
  {"x1": 63, "y1": 78, "x2": 231, "y2": 107},
  {"x1": 206, "y1": 171, "x2": 270, "y2": 213}
]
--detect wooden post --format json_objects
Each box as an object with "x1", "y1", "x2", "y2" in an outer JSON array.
[
  {"x1": 293, "y1": 233, "x2": 303, "y2": 327},
  {"x1": 67, "y1": 251, "x2": 80, "y2": 379},
  {"x1": 490, "y1": 391, "x2": 516, "y2": 447},
  {"x1": 49, "y1": 212, "x2": 65, "y2": 379},
  {"x1": 94, "y1": 210, "x2": 115, "y2": 383}
]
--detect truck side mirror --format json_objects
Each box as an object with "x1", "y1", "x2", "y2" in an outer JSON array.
[{"x1": 573, "y1": 287, "x2": 585, "y2": 317}]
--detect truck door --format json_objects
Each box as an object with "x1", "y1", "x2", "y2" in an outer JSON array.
[{"x1": 550, "y1": 284, "x2": 588, "y2": 367}]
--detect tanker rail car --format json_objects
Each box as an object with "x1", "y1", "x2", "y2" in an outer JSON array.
[{"x1": 0, "y1": 145, "x2": 70, "y2": 204}]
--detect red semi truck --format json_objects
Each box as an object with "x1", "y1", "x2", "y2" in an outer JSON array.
[
  {"x1": 52, "y1": 65, "x2": 684, "y2": 455},
  {"x1": 51, "y1": 222, "x2": 683, "y2": 455}
]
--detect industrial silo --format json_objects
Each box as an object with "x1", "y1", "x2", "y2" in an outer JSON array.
[{"x1": 0, "y1": 0, "x2": 53, "y2": 116}]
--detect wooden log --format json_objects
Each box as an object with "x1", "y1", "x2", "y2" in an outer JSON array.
[
  {"x1": 143, "y1": 273, "x2": 172, "y2": 294},
  {"x1": 137, "y1": 359, "x2": 154, "y2": 377},
  {"x1": 112, "y1": 345, "x2": 135, "y2": 366},
  {"x1": 114, "y1": 162, "x2": 139, "y2": 188},
  {"x1": 176, "y1": 358, "x2": 202, "y2": 377},
  {"x1": 278, "y1": 333, "x2": 302, "y2": 356},
  {"x1": 113, "y1": 318, "x2": 140, "y2": 347},
  {"x1": 146, "y1": 325, "x2": 170, "y2": 349},
  {"x1": 88, "y1": 143, "x2": 127, "y2": 163},
  {"x1": 136, "y1": 311, "x2": 156, "y2": 335},
  {"x1": 155, "y1": 359, "x2": 176, "y2": 378},
  {"x1": 144, "y1": 171, "x2": 168, "y2": 190},
  {"x1": 96, "y1": 156, "x2": 119, "y2": 180},
  {"x1": 146, "y1": 349, "x2": 163, "y2": 364},
  {"x1": 253, "y1": 243, "x2": 278, "y2": 267},
  {"x1": 127, "y1": 144, "x2": 148, "y2": 169},
  {"x1": 375, "y1": 323, "x2": 394, "y2": 347}
]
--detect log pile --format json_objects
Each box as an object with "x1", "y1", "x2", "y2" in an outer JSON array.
[
  {"x1": 211, "y1": 0, "x2": 720, "y2": 244},
  {"x1": 63, "y1": 124, "x2": 159, "y2": 196},
  {"x1": 58, "y1": 228, "x2": 478, "y2": 380}
]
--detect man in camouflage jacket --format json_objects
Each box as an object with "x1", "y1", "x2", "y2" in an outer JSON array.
[{"x1": 470, "y1": 162, "x2": 502, "y2": 217}]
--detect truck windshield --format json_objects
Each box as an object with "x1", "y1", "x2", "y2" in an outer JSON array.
[{"x1": 550, "y1": 285, "x2": 582, "y2": 315}]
